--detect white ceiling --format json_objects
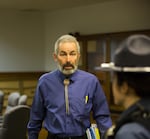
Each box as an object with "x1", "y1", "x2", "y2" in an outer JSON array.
[{"x1": 0, "y1": 0, "x2": 114, "y2": 12}]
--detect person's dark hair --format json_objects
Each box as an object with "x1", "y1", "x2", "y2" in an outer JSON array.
[{"x1": 115, "y1": 72, "x2": 150, "y2": 97}]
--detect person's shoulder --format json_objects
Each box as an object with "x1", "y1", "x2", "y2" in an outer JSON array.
[
  {"x1": 116, "y1": 122, "x2": 150, "y2": 139},
  {"x1": 77, "y1": 70, "x2": 98, "y2": 80},
  {"x1": 39, "y1": 70, "x2": 57, "y2": 81},
  {"x1": 77, "y1": 70, "x2": 96, "y2": 77}
]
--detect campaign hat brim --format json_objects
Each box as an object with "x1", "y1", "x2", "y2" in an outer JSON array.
[{"x1": 100, "y1": 62, "x2": 150, "y2": 72}]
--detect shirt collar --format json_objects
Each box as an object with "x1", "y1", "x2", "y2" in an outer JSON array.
[{"x1": 56, "y1": 69, "x2": 78, "y2": 83}]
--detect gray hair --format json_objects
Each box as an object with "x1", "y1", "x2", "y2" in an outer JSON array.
[{"x1": 54, "y1": 34, "x2": 80, "y2": 54}]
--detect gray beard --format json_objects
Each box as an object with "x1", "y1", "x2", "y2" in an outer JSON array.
[{"x1": 58, "y1": 64, "x2": 78, "y2": 75}]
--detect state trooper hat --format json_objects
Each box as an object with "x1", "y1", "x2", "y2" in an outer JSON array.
[{"x1": 100, "y1": 34, "x2": 150, "y2": 72}]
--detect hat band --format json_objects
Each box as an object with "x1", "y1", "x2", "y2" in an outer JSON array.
[
  {"x1": 113, "y1": 66, "x2": 150, "y2": 72},
  {"x1": 101, "y1": 62, "x2": 150, "y2": 72}
]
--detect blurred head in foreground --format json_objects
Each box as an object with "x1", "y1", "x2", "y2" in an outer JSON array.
[{"x1": 101, "y1": 34, "x2": 150, "y2": 108}]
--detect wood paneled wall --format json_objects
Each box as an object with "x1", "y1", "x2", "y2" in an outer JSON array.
[{"x1": 0, "y1": 72, "x2": 45, "y2": 112}]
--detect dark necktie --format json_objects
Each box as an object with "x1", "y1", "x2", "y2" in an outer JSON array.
[{"x1": 63, "y1": 79, "x2": 70, "y2": 114}]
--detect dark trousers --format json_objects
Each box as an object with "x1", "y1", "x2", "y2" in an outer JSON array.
[{"x1": 47, "y1": 132, "x2": 87, "y2": 139}]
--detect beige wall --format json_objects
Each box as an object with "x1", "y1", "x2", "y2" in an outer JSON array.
[
  {"x1": 0, "y1": 11, "x2": 45, "y2": 72},
  {"x1": 44, "y1": 0, "x2": 150, "y2": 71},
  {"x1": 0, "y1": 0, "x2": 149, "y2": 72}
]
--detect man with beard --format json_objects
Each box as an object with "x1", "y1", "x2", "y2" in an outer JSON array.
[{"x1": 27, "y1": 34, "x2": 112, "y2": 139}]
